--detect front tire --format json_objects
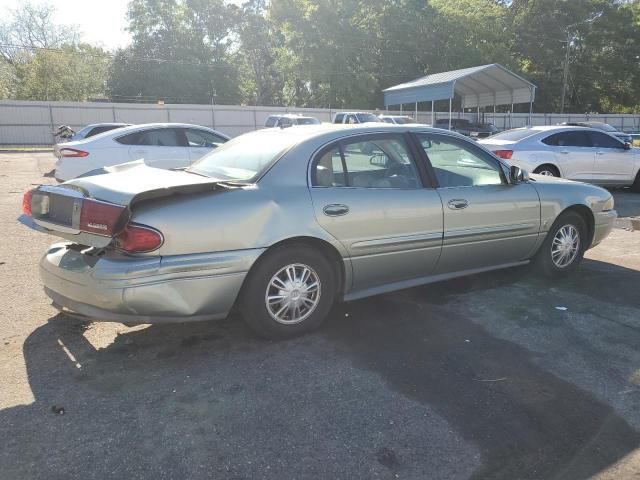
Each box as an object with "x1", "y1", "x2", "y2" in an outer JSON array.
[
  {"x1": 239, "y1": 245, "x2": 336, "y2": 339},
  {"x1": 533, "y1": 164, "x2": 560, "y2": 177},
  {"x1": 534, "y1": 211, "x2": 587, "y2": 277}
]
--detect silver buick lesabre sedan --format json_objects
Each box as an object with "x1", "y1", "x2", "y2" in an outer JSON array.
[{"x1": 22, "y1": 124, "x2": 617, "y2": 338}]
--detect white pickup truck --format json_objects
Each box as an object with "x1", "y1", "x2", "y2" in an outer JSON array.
[{"x1": 333, "y1": 112, "x2": 382, "y2": 124}]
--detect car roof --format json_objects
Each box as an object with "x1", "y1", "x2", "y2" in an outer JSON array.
[
  {"x1": 69, "y1": 123, "x2": 229, "y2": 144},
  {"x1": 268, "y1": 113, "x2": 315, "y2": 118},
  {"x1": 231, "y1": 123, "x2": 470, "y2": 145},
  {"x1": 83, "y1": 122, "x2": 130, "y2": 128}
]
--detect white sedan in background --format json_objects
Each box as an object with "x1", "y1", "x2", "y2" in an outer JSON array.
[
  {"x1": 54, "y1": 123, "x2": 230, "y2": 181},
  {"x1": 479, "y1": 126, "x2": 639, "y2": 190}
]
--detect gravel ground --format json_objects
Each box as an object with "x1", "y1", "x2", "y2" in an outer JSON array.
[{"x1": 1, "y1": 153, "x2": 639, "y2": 479}]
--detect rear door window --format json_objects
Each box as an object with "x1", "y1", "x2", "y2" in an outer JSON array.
[
  {"x1": 265, "y1": 117, "x2": 277, "y2": 127},
  {"x1": 334, "y1": 113, "x2": 344, "y2": 123},
  {"x1": 312, "y1": 134, "x2": 421, "y2": 189},
  {"x1": 117, "y1": 128, "x2": 187, "y2": 147},
  {"x1": 542, "y1": 131, "x2": 592, "y2": 147}
]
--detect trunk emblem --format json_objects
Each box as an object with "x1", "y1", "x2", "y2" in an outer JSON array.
[{"x1": 86, "y1": 222, "x2": 108, "y2": 231}]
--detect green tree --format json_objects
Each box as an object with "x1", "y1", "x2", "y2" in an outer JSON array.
[
  {"x1": 108, "y1": 0, "x2": 240, "y2": 104},
  {"x1": 0, "y1": 1, "x2": 108, "y2": 101}
]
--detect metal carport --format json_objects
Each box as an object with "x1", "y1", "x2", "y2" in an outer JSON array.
[{"x1": 382, "y1": 63, "x2": 536, "y2": 129}]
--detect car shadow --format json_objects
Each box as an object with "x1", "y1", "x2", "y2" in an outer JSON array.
[{"x1": 1, "y1": 261, "x2": 639, "y2": 479}]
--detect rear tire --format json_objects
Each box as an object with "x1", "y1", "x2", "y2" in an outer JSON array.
[
  {"x1": 239, "y1": 245, "x2": 336, "y2": 339},
  {"x1": 533, "y1": 164, "x2": 560, "y2": 177},
  {"x1": 534, "y1": 211, "x2": 587, "y2": 277}
]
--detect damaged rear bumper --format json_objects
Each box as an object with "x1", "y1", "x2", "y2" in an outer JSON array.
[{"x1": 40, "y1": 243, "x2": 264, "y2": 324}]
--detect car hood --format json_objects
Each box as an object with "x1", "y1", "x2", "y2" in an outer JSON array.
[
  {"x1": 64, "y1": 161, "x2": 228, "y2": 206},
  {"x1": 528, "y1": 173, "x2": 578, "y2": 185}
]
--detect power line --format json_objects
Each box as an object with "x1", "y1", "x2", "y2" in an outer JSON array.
[{"x1": 0, "y1": 42, "x2": 430, "y2": 79}]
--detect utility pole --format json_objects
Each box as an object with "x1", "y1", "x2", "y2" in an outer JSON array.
[
  {"x1": 559, "y1": 11, "x2": 603, "y2": 115},
  {"x1": 560, "y1": 39, "x2": 570, "y2": 114}
]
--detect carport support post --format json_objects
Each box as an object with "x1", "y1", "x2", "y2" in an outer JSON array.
[
  {"x1": 528, "y1": 85, "x2": 534, "y2": 126},
  {"x1": 400, "y1": 104, "x2": 403, "y2": 113},
  {"x1": 448, "y1": 98, "x2": 452, "y2": 130},
  {"x1": 415, "y1": 102, "x2": 418, "y2": 122},
  {"x1": 431, "y1": 101, "x2": 434, "y2": 126}
]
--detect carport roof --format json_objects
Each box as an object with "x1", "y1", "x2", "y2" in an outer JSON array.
[{"x1": 383, "y1": 63, "x2": 536, "y2": 109}]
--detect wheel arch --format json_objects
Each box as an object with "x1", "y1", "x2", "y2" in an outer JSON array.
[
  {"x1": 241, "y1": 236, "x2": 347, "y2": 302},
  {"x1": 558, "y1": 204, "x2": 595, "y2": 247},
  {"x1": 533, "y1": 163, "x2": 562, "y2": 177}
]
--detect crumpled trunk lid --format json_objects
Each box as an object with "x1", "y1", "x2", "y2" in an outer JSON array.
[{"x1": 22, "y1": 162, "x2": 227, "y2": 247}]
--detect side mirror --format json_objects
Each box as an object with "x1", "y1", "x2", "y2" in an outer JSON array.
[
  {"x1": 510, "y1": 165, "x2": 529, "y2": 184},
  {"x1": 624, "y1": 142, "x2": 631, "y2": 150}
]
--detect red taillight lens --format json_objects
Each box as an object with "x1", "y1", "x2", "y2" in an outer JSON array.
[
  {"x1": 494, "y1": 150, "x2": 513, "y2": 160},
  {"x1": 22, "y1": 189, "x2": 34, "y2": 216},
  {"x1": 113, "y1": 224, "x2": 163, "y2": 253},
  {"x1": 79, "y1": 200, "x2": 126, "y2": 235},
  {"x1": 59, "y1": 148, "x2": 89, "y2": 158}
]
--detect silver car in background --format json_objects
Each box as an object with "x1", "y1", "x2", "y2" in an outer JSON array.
[
  {"x1": 23, "y1": 124, "x2": 616, "y2": 338},
  {"x1": 479, "y1": 126, "x2": 640, "y2": 190}
]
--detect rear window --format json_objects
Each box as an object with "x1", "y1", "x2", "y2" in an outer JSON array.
[
  {"x1": 334, "y1": 113, "x2": 344, "y2": 123},
  {"x1": 188, "y1": 132, "x2": 299, "y2": 181},
  {"x1": 355, "y1": 113, "x2": 381, "y2": 123},
  {"x1": 488, "y1": 129, "x2": 538, "y2": 142},
  {"x1": 296, "y1": 117, "x2": 320, "y2": 125},
  {"x1": 393, "y1": 117, "x2": 414, "y2": 125},
  {"x1": 265, "y1": 117, "x2": 278, "y2": 128}
]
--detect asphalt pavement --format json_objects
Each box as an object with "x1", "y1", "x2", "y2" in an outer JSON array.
[{"x1": 1, "y1": 153, "x2": 639, "y2": 479}]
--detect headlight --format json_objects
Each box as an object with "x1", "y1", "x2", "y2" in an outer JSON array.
[{"x1": 602, "y1": 196, "x2": 614, "y2": 211}]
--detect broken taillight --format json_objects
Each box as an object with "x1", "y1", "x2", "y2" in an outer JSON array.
[
  {"x1": 22, "y1": 189, "x2": 35, "y2": 216},
  {"x1": 79, "y1": 199, "x2": 126, "y2": 235},
  {"x1": 59, "y1": 148, "x2": 89, "y2": 158},
  {"x1": 113, "y1": 224, "x2": 163, "y2": 253}
]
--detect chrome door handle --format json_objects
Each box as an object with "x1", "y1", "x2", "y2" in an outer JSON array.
[
  {"x1": 596, "y1": 151, "x2": 605, "y2": 155},
  {"x1": 560, "y1": 150, "x2": 570, "y2": 155},
  {"x1": 323, "y1": 204, "x2": 349, "y2": 216},
  {"x1": 447, "y1": 199, "x2": 469, "y2": 210}
]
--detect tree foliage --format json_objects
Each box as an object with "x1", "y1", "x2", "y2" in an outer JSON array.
[{"x1": 2, "y1": 0, "x2": 640, "y2": 112}]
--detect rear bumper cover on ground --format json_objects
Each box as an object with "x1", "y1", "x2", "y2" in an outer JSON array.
[{"x1": 40, "y1": 243, "x2": 264, "y2": 324}]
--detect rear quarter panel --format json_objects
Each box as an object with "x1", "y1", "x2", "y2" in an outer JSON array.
[{"x1": 131, "y1": 185, "x2": 347, "y2": 258}]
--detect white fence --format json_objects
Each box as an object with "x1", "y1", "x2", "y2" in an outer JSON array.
[{"x1": 0, "y1": 99, "x2": 639, "y2": 145}]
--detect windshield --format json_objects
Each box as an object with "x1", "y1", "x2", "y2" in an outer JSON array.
[
  {"x1": 356, "y1": 113, "x2": 382, "y2": 123},
  {"x1": 487, "y1": 128, "x2": 538, "y2": 142},
  {"x1": 296, "y1": 117, "x2": 320, "y2": 125},
  {"x1": 188, "y1": 132, "x2": 298, "y2": 181}
]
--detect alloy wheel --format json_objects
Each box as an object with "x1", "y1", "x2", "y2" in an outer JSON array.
[
  {"x1": 551, "y1": 225, "x2": 580, "y2": 268},
  {"x1": 265, "y1": 263, "x2": 321, "y2": 324}
]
